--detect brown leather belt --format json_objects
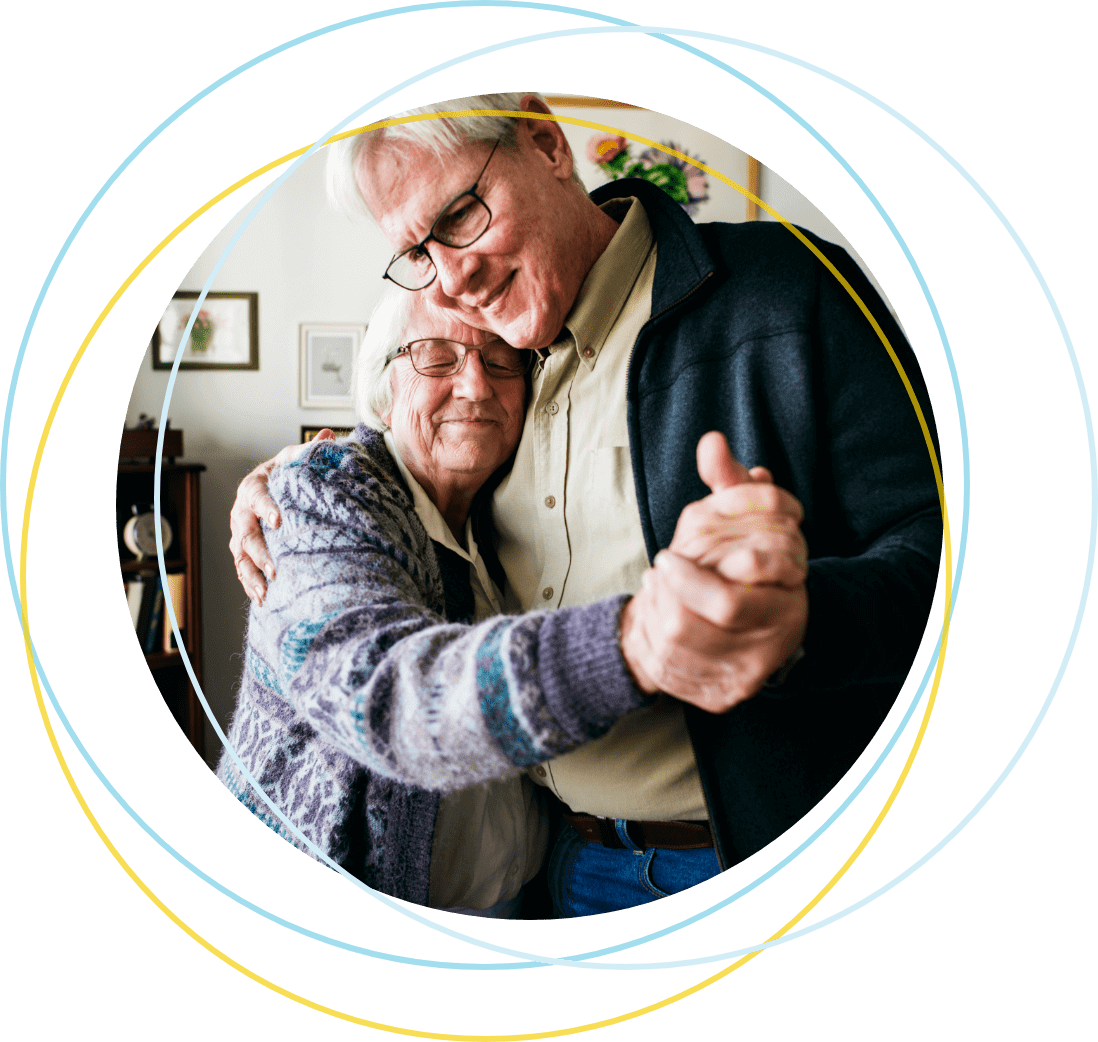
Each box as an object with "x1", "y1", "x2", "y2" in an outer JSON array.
[{"x1": 562, "y1": 811, "x2": 713, "y2": 851}]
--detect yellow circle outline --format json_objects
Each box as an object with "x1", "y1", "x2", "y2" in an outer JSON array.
[{"x1": 19, "y1": 110, "x2": 950, "y2": 1037}]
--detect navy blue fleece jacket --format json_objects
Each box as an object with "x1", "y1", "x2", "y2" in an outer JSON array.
[{"x1": 587, "y1": 178, "x2": 942, "y2": 868}]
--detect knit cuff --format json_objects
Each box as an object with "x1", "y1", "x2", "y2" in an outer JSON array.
[{"x1": 536, "y1": 595, "x2": 651, "y2": 743}]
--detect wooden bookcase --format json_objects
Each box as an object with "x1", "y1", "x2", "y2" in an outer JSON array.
[{"x1": 117, "y1": 428, "x2": 206, "y2": 759}]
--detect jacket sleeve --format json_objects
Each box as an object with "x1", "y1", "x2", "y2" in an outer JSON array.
[
  {"x1": 637, "y1": 223, "x2": 944, "y2": 698},
  {"x1": 778, "y1": 236, "x2": 944, "y2": 695},
  {"x1": 249, "y1": 440, "x2": 648, "y2": 792}
]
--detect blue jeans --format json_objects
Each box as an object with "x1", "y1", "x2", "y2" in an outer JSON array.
[{"x1": 548, "y1": 820, "x2": 721, "y2": 917}]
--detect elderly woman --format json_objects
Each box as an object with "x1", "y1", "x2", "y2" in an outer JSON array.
[{"x1": 217, "y1": 288, "x2": 654, "y2": 916}]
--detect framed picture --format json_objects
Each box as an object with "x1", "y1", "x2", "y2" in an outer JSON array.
[
  {"x1": 151, "y1": 291, "x2": 258, "y2": 370},
  {"x1": 299, "y1": 323, "x2": 365, "y2": 409},
  {"x1": 300, "y1": 426, "x2": 356, "y2": 443}
]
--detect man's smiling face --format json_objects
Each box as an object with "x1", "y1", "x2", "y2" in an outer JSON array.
[{"x1": 359, "y1": 114, "x2": 601, "y2": 351}]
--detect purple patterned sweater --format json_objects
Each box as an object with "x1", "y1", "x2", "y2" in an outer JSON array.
[{"x1": 217, "y1": 426, "x2": 647, "y2": 904}]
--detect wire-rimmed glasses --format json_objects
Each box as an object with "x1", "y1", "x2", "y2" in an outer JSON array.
[
  {"x1": 382, "y1": 137, "x2": 502, "y2": 291},
  {"x1": 384, "y1": 338, "x2": 533, "y2": 378}
]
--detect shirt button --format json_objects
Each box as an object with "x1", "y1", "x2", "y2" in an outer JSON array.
[
  {"x1": 546, "y1": 402, "x2": 559, "y2": 415},
  {"x1": 583, "y1": 347, "x2": 594, "y2": 358},
  {"x1": 535, "y1": 766, "x2": 547, "y2": 777},
  {"x1": 542, "y1": 587, "x2": 554, "y2": 600},
  {"x1": 544, "y1": 495, "x2": 556, "y2": 508}
]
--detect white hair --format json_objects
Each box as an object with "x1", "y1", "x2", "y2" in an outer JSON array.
[
  {"x1": 353, "y1": 285, "x2": 412, "y2": 430},
  {"x1": 325, "y1": 92, "x2": 583, "y2": 218}
]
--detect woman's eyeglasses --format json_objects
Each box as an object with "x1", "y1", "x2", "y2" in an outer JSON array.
[{"x1": 384, "y1": 338, "x2": 533, "y2": 378}]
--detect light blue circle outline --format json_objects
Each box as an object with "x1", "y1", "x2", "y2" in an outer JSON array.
[
  {"x1": 0, "y1": 14, "x2": 1062, "y2": 975},
  {"x1": 3, "y1": 5, "x2": 1089, "y2": 976},
  {"x1": 0, "y1": 12, "x2": 1032, "y2": 970},
  {"x1": 143, "y1": 20, "x2": 969, "y2": 964},
  {"x1": 4, "y1": 22, "x2": 1080, "y2": 975}
]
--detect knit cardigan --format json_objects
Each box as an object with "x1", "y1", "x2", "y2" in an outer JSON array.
[{"x1": 217, "y1": 428, "x2": 647, "y2": 903}]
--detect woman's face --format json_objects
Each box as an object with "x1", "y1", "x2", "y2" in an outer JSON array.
[{"x1": 383, "y1": 302, "x2": 527, "y2": 508}]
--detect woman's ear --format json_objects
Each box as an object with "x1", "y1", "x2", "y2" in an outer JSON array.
[{"x1": 379, "y1": 366, "x2": 395, "y2": 429}]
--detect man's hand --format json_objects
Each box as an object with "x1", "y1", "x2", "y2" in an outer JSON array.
[
  {"x1": 229, "y1": 429, "x2": 336, "y2": 604},
  {"x1": 669, "y1": 431, "x2": 807, "y2": 587},
  {"x1": 620, "y1": 432, "x2": 809, "y2": 712}
]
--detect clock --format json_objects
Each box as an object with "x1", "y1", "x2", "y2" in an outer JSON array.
[{"x1": 123, "y1": 504, "x2": 173, "y2": 561}]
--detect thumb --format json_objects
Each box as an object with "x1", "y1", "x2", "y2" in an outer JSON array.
[
  {"x1": 314, "y1": 428, "x2": 337, "y2": 442},
  {"x1": 697, "y1": 431, "x2": 752, "y2": 494}
]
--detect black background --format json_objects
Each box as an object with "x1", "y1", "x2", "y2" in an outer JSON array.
[{"x1": 8, "y1": 6, "x2": 1089, "y2": 1032}]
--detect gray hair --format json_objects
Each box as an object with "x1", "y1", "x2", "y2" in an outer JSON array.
[
  {"x1": 353, "y1": 285, "x2": 412, "y2": 430},
  {"x1": 326, "y1": 92, "x2": 582, "y2": 218}
]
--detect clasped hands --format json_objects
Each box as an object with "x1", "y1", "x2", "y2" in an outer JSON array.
[
  {"x1": 229, "y1": 429, "x2": 808, "y2": 716},
  {"x1": 619, "y1": 431, "x2": 808, "y2": 714}
]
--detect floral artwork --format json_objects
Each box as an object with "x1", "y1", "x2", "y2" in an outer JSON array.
[
  {"x1": 152, "y1": 291, "x2": 258, "y2": 370},
  {"x1": 587, "y1": 133, "x2": 710, "y2": 216},
  {"x1": 186, "y1": 309, "x2": 214, "y2": 352}
]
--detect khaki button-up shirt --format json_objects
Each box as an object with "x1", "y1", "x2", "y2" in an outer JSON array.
[{"x1": 493, "y1": 199, "x2": 707, "y2": 822}]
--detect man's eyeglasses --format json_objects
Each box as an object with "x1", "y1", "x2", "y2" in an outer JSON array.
[
  {"x1": 382, "y1": 137, "x2": 502, "y2": 292},
  {"x1": 384, "y1": 338, "x2": 533, "y2": 378}
]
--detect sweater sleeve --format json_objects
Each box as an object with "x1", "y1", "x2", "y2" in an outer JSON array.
[{"x1": 250, "y1": 439, "x2": 648, "y2": 792}]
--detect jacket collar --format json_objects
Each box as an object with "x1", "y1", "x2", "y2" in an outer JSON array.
[{"x1": 589, "y1": 177, "x2": 716, "y2": 318}]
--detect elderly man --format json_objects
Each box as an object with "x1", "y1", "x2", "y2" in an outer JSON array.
[{"x1": 232, "y1": 93, "x2": 940, "y2": 916}]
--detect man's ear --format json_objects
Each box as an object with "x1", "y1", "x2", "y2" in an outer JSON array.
[{"x1": 518, "y1": 95, "x2": 574, "y2": 183}]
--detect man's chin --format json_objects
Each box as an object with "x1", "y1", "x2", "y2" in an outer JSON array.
[
  {"x1": 485, "y1": 310, "x2": 558, "y2": 352},
  {"x1": 472, "y1": 284, "x2": 559, "y2": 349}
]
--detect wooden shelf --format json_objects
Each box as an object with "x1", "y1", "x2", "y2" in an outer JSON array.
[
  {"x1": 145, "y1": 649, "x2": 183, "y2": 670},
  {"x1": 121, "y1": 558, "x2": 184, "y2": 573},
  {"x1": 121, "y1": 427, "x2": 183, "y2": 459},
  {"x1": 119, "y1": 462, "x2": 206, "y2": 474},
  {"x1": 118, "y1": 429, "x2": 205, "y2": 760}
]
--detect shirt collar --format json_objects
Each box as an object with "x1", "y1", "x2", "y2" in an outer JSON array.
[
  {"x1": 550, "y1": 197, "x2": 655, "y2": 372},
  {"x1": 383, "y1": 430, "x2": 479, "y2": 564}
]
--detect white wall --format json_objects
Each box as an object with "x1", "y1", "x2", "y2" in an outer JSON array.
[
  {"x1": 126, "y1": 113, "x2": 889, "y2": 769},
  {"x1": 758, "y1": 163, "x2": 894, "y2": 311}
]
